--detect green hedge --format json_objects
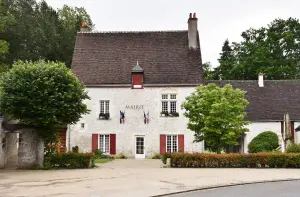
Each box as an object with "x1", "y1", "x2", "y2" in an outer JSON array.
[
  {"x1": 170, "y1": 153, "x2": 300, "y2": 168},
  {"x1": 49, "y1": 152, "x2": 94, "y2": 169},
  {"x1": 286, "y1": 143, "x2": 300, "y2": 153}
]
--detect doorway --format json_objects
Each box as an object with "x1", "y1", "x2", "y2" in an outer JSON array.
[{"x1": 135, "y1": 136, "x2": 145, "y2": 159}]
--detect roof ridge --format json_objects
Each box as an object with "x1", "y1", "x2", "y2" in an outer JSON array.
[
  {"x1": 207, "y1": 80, "x2": 300, "y2": 82},
  {"x1": 77, "y1": 30, "x2": 188, "y2": 34}
]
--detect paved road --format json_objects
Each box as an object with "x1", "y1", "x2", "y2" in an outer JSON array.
[
  {"x1": 168, "y1": 181, "x2": 300, "y2": 197},
  {"x1": 2, "y1": 160, "x2": 300, "y2": 197}
]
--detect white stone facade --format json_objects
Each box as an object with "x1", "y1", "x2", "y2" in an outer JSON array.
[
  {"x1": 68, "y1": 86, "x2": 204, "y2": 158},
  {"x1": 67, "y1": 87, "x2": 300, "y2": 156}
]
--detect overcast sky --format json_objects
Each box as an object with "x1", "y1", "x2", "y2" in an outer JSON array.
[{"x1": 46, "y1": 0, "x2": 300, "y2": 67}]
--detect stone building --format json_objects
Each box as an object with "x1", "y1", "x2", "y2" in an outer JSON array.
[
  {"x1": 66, "y1": 13, "x2": 300, "y2": 156},
  {"x1": 68, "y1": 13, "x2": 204, "y2": 158}
]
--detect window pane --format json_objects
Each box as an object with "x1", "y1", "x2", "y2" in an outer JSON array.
[
  {"x1": 162, "y1": 101, "x2": 168, "y2": 112},
  {"x1": 166, "y1": 135, "x2": 172, "y2": 152},
  {"x1": 170, "y1": 101, "x2": 177, "y2": 113},
  {"x1": 100, "y1": 101, "x2": 104, "y2": 114},
  {"x1": 170, "y1": 94, "x2": 176, "y2": 99},
  {"x1": 105, "y1": 135, "x2": 110, "y2": 153},
  {"x1": 172, "y1": 135, "x2": 177, "y2": 152},
  {"x1": 99, "y1": 135, "x2": 104, "y2": 152},
  {"x1": 162, "y1": 94, "x2": 168, "y2": 100},
  {"x1": 105, "y1": 101, "x2": 109, "y2": 113}
]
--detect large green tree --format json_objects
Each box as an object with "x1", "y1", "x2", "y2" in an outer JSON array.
[
  {"x1": 57, "y1": 5, "x2": 94, "y2": 67},
  {"x1": 212, "y1": 18, "x2": 300, "y2": 80},
  {"x1": 0, "y1": 0, "x2": 14, "y2": 73},
  {"x1": 0, "y1": 0, "x2": 94, "y2": 68},
  {"x1": 0, "y1": 60, "x2": 90, "y2": 142},
  {"x1": 182, "y1": 84, "x2": 250, "y2": 153}
]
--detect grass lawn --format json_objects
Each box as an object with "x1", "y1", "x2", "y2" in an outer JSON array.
[{"x1": 94, "y1": 158, "x2": 113, "y2": 164}]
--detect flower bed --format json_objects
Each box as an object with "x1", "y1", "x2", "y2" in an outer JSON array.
[{"x1": 168, "y1": 152, "x2": 300, "y2": 168}]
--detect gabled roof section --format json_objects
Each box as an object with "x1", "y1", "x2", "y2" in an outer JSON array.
[
  {"x1": 71, "y1": 31, "x2": 203, "y2": 85},
  {"x1": 207, "y1": 80, "x2": 300, "y2": 121}
]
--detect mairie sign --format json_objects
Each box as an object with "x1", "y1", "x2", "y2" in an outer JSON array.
[{"x1": 125, "y1": 105, "x2": 144, "y2": 110}]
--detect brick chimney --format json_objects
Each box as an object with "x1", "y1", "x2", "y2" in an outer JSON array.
[
  {"x1": 188, "y1": 13, "x2": 198, "y2": 49},
  {"x1": 80, "y1": 21, "x2": 89, "y2": 32},
  {"x1": 258, "y1": 73, "x2": 264, "y2": 87}
]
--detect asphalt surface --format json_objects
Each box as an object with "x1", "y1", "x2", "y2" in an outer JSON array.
[{"x1": 167, "y1": 181, "x2": 300, "y2": 197}]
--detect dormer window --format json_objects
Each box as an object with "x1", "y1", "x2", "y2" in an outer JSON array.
[{"x1": 131, "y1": 61, "x2": 144, "y2": 89}]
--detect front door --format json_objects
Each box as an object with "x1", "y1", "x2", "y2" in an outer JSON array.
[
  {"x1": 57, "y1": 128, "x2": 67, "y2": 153},
  {"x1": 135, "y1": 136, "x2": 145, "y2": 159}
]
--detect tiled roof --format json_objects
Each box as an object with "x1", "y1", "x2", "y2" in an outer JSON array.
[
  {"x1": 71, "y1": 31, "x2": 203, "y2": 85},
  {"x1": 207, "y1": 80, "x2": 300, "y2": 121}
]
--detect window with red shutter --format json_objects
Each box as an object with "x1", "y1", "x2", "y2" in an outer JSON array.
[
  {"x1": 160, "y1": 135, "x2": 166, "y2": 154},
  {"x1": 110, "y1": 134, "x2": 116, "y2": 155},
  {"x1": 178, "y1": 135, "x2": 184, "y2": 152},
  {"x1": 92, "y1": 134, "x2": 98, "y2": 152}
]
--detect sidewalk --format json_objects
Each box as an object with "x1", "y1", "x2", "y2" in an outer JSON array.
[{"x1": 1, "y1": 159, "x2": 300, "y2": 197}]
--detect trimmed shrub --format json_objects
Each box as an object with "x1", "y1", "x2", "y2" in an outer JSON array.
[
  {"x1": 113, "y1": 153, "x2": 127, "y2": 159},
  {"x1": 152, "y1": 153, "x2": 162, "y2": 159},
  {"x1": 248, "y1": 131, "x2": 279, "y2": 153},
  {"x1": 286, "y1": 143, "x2": 300, "y2": 153},
  {"x1": 49, "y1": 152, "x2": 94, "y2": 169},
  {"x1": 169, "y1": 153, "x2": 300, "y2": 168}
]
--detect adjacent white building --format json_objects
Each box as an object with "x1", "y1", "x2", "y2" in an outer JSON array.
[{"x1": 208, "y1": 78, "x2": 300, "y2": 153}]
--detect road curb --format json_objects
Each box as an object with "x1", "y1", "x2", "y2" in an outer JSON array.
[{"x1": 151, "y1": 178, "x2": 300, "y2": 197}]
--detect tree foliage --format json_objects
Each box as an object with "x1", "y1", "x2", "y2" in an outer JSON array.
[
  {"x1": 0, "y1": 60, "x2": 90, "y2": 141},
  {"x1": 211, "y1": 18, "x2": 300, "y2": 80},
  {"x1": 0, "y1": 0, "x2": 94, "y2": 68},
  {"x1": 182, "y1": 84, "x2": 250, "y2": 153},
  {"x1": 248, "y1": 131, "x2": 279, "y2": 153}
]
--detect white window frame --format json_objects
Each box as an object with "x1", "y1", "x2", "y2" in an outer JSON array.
[
  {"x1": 98, "y1": 134, "x2": 110, "y2": 153},
  {"x1": 161, "y1": 94, "x2": 177, "y2": 113},
  {"x1": 100, "y1": 100, "x2": 110, "y2": 114},
  {"x1": 166, "y1": 135, "x2": 178, "y2": 153}
]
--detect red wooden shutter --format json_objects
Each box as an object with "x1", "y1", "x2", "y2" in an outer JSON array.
[
  {"x1": 178, "y1": 135, "x2": 184, "y2": 153},
  {"x1": 92, "y1": 134, "x2": 98, "y2": 152},
  {"x1": 291, "y1": 121, "x2": 295, "y2": 139},
  {"x1": 110, "y1": 134, "x2": 116, "y2": 155},
  {"x1": 160, "y1": 135, "x2": 166, "y2": 154}
]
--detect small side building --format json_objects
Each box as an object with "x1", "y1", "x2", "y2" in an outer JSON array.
[{"x1": 208, "y1": 75, "x2": 300, "y2": 153}]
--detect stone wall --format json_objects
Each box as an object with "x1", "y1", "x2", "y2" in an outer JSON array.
[
  {"x1": 0, "y1": 121, "x2": 5, "y2": 168},
  {"x1": 5, "y1": 133, "x2": 18, "y2": 169},
  {"x1": 18, "y1": 129, "x2": 44, "y2": 168}
]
